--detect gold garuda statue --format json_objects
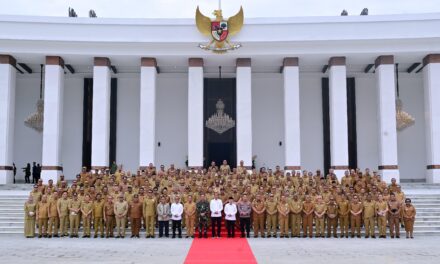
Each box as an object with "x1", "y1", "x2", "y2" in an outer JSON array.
[{"x1": 195, "y1": 2, "x2": 244, "y2": 53}]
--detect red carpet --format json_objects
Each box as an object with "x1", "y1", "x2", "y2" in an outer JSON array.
[{"x1": 184, "y1": 238, "x2": 257, "y2": 264}]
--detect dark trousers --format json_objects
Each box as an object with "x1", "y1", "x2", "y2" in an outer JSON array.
[
  {"x1": 240, "y1": 217, "x2": 250, "y2": 236},
  {"x1": 172, "y1": 220, "x2": 182, "y2": 237},
  {"x1": 211, "y1": 217, "x2": 221, "y2": 237},
  {"x1": 226, "y1": 220, "x2": 235, "y2": 237},
  {"x1": 158, "y1": 220, "x2": 169, "y2": 237},
  {"x1": 199, "y1": 219, "x2": 208, "y2": 235}
]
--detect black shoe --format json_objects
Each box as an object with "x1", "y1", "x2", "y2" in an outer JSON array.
[
  {"x1": 131, "y1": 235, "x2": 134, "y2": 238},
  {"x1": 267, "y1": 235, "x2": 271, "y2": 238},
  {"x1": 247, "y1": 234, "x2": 250, "y2": 238},
  {"x1": 204, "y1": 234, "x2": 208, "y2": 238},
  {"x1": 94, "y1": 235, "x2": 98, "y2": 238},
  {"x1": 172, "y1": 235, "x2": 176, "y2": 239},
  {"x1": 192, "y1": 235, "x2": 195, "y2": 238},
  {"x1": 241, "y1": 234, "x2": 245, "y2": 238},
  {"x1": 178, "y1": 235, "x2": 182, "y2": 238},
  {"x1": 186, "y1": 236, "x2": 189, "y2": 238},
  {"x1": 38, "y1": 235, "x2": 42, "y2": 238},
  {"x1": 198, "y1": 234, "x2": 202, "y2": 238}
]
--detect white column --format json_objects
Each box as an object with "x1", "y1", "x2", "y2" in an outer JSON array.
[
  {"x1": 328, "y1": 57, "x2": 349, "y2": 179},
  {"x1": 0, "y1": 55, "x2": 16, "y2": 184},
  {"x1": 188, "y1": 58, "x2": 204, "y2": 169},
  {"x1": 375, "y1": 55, "x2": 400, "y2": 183},
  {"x1": 236, "y1": 58, "x2": 253, "y2": 169},
  {"x1": 423, "y1": 54, "x2": 440, "y2": 183},
  {"x1": 41, "y1": 56, "x2": 65, "y2": 183},
  {"x1": 283, "y1": 58, "x2": 301, "y2": 173},
  {"x1": 91, "y1": 57, "x2": 111, "y2": 171},
  {"x1": 139, "y1": 58, "x2": 157, "y2": 170}
]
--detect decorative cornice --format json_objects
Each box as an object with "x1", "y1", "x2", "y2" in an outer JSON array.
[{"x1": 46, "y1": 56, "x2": 65, "y2": 68}]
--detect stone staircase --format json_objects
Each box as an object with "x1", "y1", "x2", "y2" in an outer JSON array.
[{"x1": 0, "y1": 184, "x2": 439, "y2": 236}]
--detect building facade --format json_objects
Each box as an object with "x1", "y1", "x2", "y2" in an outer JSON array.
[{"x1": 0, "y1": 14, "x2": 440, "y2": 183}]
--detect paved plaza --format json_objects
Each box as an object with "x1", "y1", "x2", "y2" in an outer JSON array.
[{"x1": 1, "y1": 235, "x2": 440, "y2": 264}]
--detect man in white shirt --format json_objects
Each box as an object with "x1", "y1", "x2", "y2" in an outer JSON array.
[
  {"x1": 210, "y1": 192, "x2": 223, "y2": 238},
  {"x1": 170, "y1": 196, "x2": 183, "y2": 238},
  {"x1": 224, "y1": 196, "x2": 237, "y2": 238}
]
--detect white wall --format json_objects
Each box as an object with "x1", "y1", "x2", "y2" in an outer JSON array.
[
  {"x1": 252, "y1": 74, "x2": 284, "y2": 169},
  {"x1": 116, "y1": 77, "x2": 140, "y2": 174},
  {"x1": 355, "y1": 76, "x2": 379, "y2": 171},
  {"x1": 155, "y1": 74, "x2": 188, "y2": 168},
  {"x1": 61, "y1": 77, "x2": 83, "y2": 180},
  {"x1": 355, "y1": 74, "x2": 426, "y2": 180},
  {"x1": 397, "y1": 75, "x2": 426, "y2": 180},
  {"x1": 12, "y1": 72, "x2": 427, "y2": 181},
  {"x1": 13, "y1": 76, "x2": 42, "y2": 179},
  {"x1": 299, "y1": 77, "x2": 324, "y2": 172}
]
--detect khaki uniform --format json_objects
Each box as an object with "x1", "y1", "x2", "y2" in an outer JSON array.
[
  {"x1": 375, "y1": 201, "x2": 388, "y2": 237},
  {"x1": 388, "y1": 200, "x2": 401, "y2": 237},
  {"x1": 338, "y1": 200, "x2": 350, "y2": 237},
  {"x1": 93, "y1": 200, "x2": 105, "y2": 237},
  {"x1": 289, "y1": 200, "x2": 303, "y2": 237},
  {"x1": 114, "y1": 200, "x2": 128, "y2": 237},
  {"x1": 265, "y1": 200, "x2": 278, "y2": 237},
  {"x1": 57, "y1": 198, "x2": 70, "y2": 236},
  {"x1": 129, "y1": 201, "x2": 143, "y2": 236},
  {"x1": 302, "y1": 201, "x2": 314, "y2": 238},
  {"x1": 314, "y1": 202, "x2": 327, "y2": 237},
  {"x1": 81, "y1": 201, "x2": 93, "y2": 236},
  {"x1": 48, "y1": 199, "x2": 59, "y2": 236},
  {"x1": 326, "y1": 202, "x2": 338, "y2": 237},
  {"x1": 143, "y1": 197, "x2": 157, "y2": 237},
  {"x1": 37, "y1": 201, "x2": 49, "y2": 236},
  {"x1": 252, "y1": 199, "x2": 266, "y2": 237},
  {"x1": 68, "y1": 199, "x2": 81, "y2": 236},
  {"x1": 104, "y1": 201, "x2": 115, "y2": 237},
  {"x1": 184, "y1": 202, "x2": 196, "y2": 237},
  {"x1": 24, "y1": 202, "x2": 37, "y2": 238},
  {"x1": 363, "y1": 200, "x2": 376, "y2": 237},
  {"x1": 349, "y1": 202, "x2": 362, "y2": 237},
  {"x1": 403, "y1": 204, "x2": 416, "y2": 234},
  {"x1": 277, "y1": 201, "x2": 290, "y2": 237}
]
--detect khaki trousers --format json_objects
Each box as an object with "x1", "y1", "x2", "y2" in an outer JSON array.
[
  {"x1": 253, "y1": 213, "x2": 265, "y2": 237},
  {"x1": 302, "y1": 214, "x2": 313, "y2": 237},
  {"x1": 38, "y1": 218, "x2": 48, "y2": 236},
  {"x1": 377, "y1": 216, "x2": 387, "y2": 237},
  {"x1": 48, "y1": 216, "x2": 59, "y2": 236},
  {"x1": 115, "y1": 216, "x2": 126, "y2": 237},
  {"x1": 315, "y1": 217, "x2": 325, "y2": 237},
  {"x1": 339, "y1": 215, "x2": 349, "y2": 237},
  {"x1": 69, "y1": 214, "x2": 80, "y2": 236},
  {"x1": 327, "y1": 217, "x2": 338, "y2": 237},
  {"x1": 105, "y1": 215, "x2": 115, "y2": 237},
  {"x1": 266, "y1": 214, "x2": 277, "y2": 236},
  {"x1": 59, "y1": 215, "x2": 68, "y2": 235},
  {"x1": 290, "y1": 213, "x2": 302, "y2": 237},
  {"x1": 94, "y1": 217, "x2": 104, "y2": 236},
  {"x1": 185, "y1": 215, "x2": 195, "y2": 236},
  {"x1": 279, "y1": 214, "x2": 289, "y2": 236},
  {"x1": 364, "y1": 217, "x2": 375, "y2": 237},
  {"x1": 145, "y1": 215, "x2": 155, "y2": 236},
  {"x1": 351, "y1": 215, "x2": 361, "y2": 236}
]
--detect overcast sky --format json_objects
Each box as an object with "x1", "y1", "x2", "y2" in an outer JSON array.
[{"x1": 0, "y1": 0, "x2": 439, "y2": 18}]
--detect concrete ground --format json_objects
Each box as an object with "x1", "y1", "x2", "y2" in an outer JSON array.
[{"x1": 1, "y1": 235, "x2": 440, "y2": 264}]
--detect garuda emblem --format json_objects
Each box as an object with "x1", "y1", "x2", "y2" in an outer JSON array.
[{"x1": 196, "y1": 5, "x2": 243, "y2": 53}]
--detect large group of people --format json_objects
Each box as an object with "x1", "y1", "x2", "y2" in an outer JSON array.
[{"x1": 24, "y1": 161, "x2": 417, "y2": 240}]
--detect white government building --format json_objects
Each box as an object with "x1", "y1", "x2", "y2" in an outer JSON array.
[{"x1": 0, "y1": 12, "x2": 440, "y2": 185}]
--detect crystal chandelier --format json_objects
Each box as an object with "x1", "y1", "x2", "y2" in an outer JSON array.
[
  {"x1": 24, "y1": 64, "x2": 44, "y2": 132},
  {"x1": 206, "y1": 99, "x2": 235, "y2": 134},
  {"x1": 395, "y1": 63, "x2": 415, "y2": 131}
]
